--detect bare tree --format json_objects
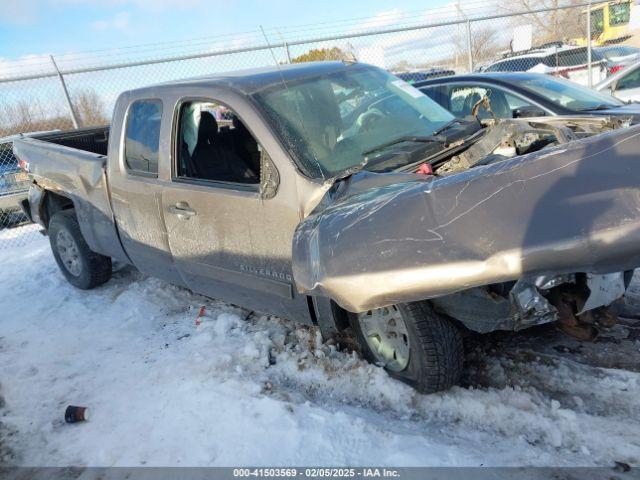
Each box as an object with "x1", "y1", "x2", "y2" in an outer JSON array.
[
  {"x1": 451, "y1": 25, "x2": 503, "y2": 69},
  {"x1": 501, "y1": 0, "x2": 585, "y2": 45},
  {"x1": 73, "y1": 90, "x2": 109, "y2": 127},
  {"x1": 1, "y1": 97, "x2": 72, "y2": 137},
  {"x1": 0, "y1": 88, "x2": 111, "y2": 137}
]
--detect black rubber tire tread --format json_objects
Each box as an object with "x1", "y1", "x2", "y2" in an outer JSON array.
[
  {"x1": 48, "y1": 209, "x2": 112, "y2": 289},
  {"x1": 399, "y1": 301, "x2": 464, "y2": 393},
  {"x1": 351, "y1": 301, "x2": 464, "y2": 394}
]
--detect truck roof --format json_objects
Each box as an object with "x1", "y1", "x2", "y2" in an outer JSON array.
[{"x1": 131, "y1": 61, "x2": 358, "y2": 96}]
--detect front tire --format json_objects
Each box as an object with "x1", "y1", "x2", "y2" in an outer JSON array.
[
  {"x1": 49, "y1": 210, "x2": 112, "y2": 289},
  {"x1": 351, "y1": 302, "x2": 463, "y2": 393}
]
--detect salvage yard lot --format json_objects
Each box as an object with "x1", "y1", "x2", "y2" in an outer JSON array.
[{"x1": 1, "y1": 228, "x2": 639, "y2": 467}]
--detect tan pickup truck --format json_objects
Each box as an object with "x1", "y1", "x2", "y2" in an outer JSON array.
[{"x1": 13, "y1": 61, "x2": 640, "y2": 393}]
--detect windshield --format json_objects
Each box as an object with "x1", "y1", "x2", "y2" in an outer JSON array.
[
  {"x1": 252, "y1": 65, "x2": 454, "y2": 178},
  {"x1": 520, "y1": 74, "x2": 624, "y2": 110}
]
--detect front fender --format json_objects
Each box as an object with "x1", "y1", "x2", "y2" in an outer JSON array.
[{"x1": 292, "y1": 126, "x2": 640, "y2": 312}]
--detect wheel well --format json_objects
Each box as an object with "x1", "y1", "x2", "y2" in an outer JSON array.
[
  {"x1": 308, "y1": 296, "x2": 351, "y2": 339},
  {"x1": 42, "y1": 191, "x2": 75, "y2": 228},
  {"x1": 330, "y1": 301, "x2": 350, "y2": 331}
]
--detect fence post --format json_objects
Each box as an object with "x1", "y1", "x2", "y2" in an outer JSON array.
[
  {"x1": 587, "y1": 0, "x2": 593, "y2": 88},
  {"x1": 50, "y1": 55, "x2": 79, "y2": 129},
  {"x1": 284, "y1": 42, "x2": 292, "y2": 63},
  {"x1": 466, "y1": 19, "x2": 474, "y2": 72}
]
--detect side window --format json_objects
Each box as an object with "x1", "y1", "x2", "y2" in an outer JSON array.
[
  {"x1": 502, "y1": 91, "x2": 538, "y2": 113},
  {"x1": 489, "y1": 59, "x2": 535, "y2": 72},
  {"x1": 124, "y1": 99, "x2": 162, "y2": 175},
  {"x1": 486, "y1": 61, "x2": 506, "y2": 72},
  {"x1": 420, "y1": 85, "x2": 448, "y2": 109},
  {"x1": 616, "y1": 68, "x2": 640, "y2": 91},
  {"x1": 176, "y1": 101, "x2": 261, "y2": 185},
  {"x1": 609, "y1": 2, "x2": 630, "y2": 26},
  {"x1": 447, "y1": 85, "x2": 537, "y2": 119},
  {"x1": 448, "y1": 85, "x2": 491, "y2": 118}
]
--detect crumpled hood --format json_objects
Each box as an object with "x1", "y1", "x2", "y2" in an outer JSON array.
[{"x1": 292, "y1": 125, "x2": 640, "y2": 313}]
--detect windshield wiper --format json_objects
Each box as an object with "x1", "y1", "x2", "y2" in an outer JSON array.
[
  {"x1": 361, "y1": 135, "x2": 443, "y2": 157},
  {"x1": 328, "y1": 135, "x2": 445, "y2": 186},
  {"x1": 432, "y1": 118, "x2": 462, "y2": 136}
]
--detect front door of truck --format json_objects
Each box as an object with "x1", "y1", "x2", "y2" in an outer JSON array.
[{"x1": 161, "y1": 97, "x2": 310, "y2": 323}]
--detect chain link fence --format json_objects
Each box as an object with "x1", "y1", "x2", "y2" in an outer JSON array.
[{"x1": 1, "y1": 0, "x2": 636, "y2": 248}]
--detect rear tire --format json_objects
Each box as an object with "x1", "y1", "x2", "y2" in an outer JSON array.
[
  {"x1": 48, "y1": 210, "x2": 112, "y2": 289},
  {"x1": 351, "y1": 301, "x2": 464, "y2": 393}
]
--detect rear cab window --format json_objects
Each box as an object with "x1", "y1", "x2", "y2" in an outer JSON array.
[{"x1": 124, "y1": 99, "x2": 163, "y2": 176}]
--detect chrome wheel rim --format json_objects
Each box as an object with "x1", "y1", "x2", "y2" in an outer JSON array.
[
  {"x1": 358, "y1": 305, "x2": 410, "y2": 372},
  {"x1": 56, "y1": 230, "x2": 82, "y2": 276}
]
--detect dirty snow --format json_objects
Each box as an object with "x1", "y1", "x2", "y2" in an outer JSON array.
[{"x1": 0, "y1": 231, "x2": 639, "y2": 467}]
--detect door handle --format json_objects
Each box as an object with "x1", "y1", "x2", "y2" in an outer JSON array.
[{"x1": 168, "y1": 201, "x2": 196, "y2": 219}]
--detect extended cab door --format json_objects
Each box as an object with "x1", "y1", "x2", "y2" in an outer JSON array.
[
  {"x1": 159, "y1": 92, "x2": 311, "y2": 323},
  {"x1": 107, "y1": 93, "x2": 184, "y2": 285}
]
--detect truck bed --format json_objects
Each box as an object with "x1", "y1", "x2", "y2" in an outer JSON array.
[
  {"x1": 12, "y1": 126, "x2": 127, "y2": 262},
  {"x1": 36, "y1": 126, "x2": 110, "y2": 156}
]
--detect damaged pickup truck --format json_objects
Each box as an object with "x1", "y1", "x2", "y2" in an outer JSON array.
[{"x1": 13, "y1": 62, "x2": 640, "y2": 393}]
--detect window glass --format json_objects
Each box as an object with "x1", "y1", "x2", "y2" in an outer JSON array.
[
  {"x1": 520, "y1": 74, "x2": 623, "y2": 109},
  {"x1": 176, "y1": 101, "x2": 261, "y2": 185},
  {"x1": 487, "y1": 58, "x2": 540, "y2": 72},
  {"x1": 610, "y1": 2, "x2": 631, "y2": 25},
  {"x1": 591, "y1": 9, "x2": 605, "y2": 36},
  {"x1": 253, "y1": 65, "x2": 453, "y2": 178},
  {"x1": 616, "y1": 67, "x2": 640, "y2": 90},
  {"x1": 124, "y1": 99, "x2": 162, "y2": 175},
  {"x1": 541, "y1": 48, "x2": 604, "y2": 68},
  {"x1": 420, "y1": 85, "x2": 447, "y2": 109},
  {"x1": 447, "y1": 84, "x2": 535, "y2": 119}
]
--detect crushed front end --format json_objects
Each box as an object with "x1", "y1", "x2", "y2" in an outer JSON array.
[
  {"x1": 430, "y1": 271, "x2": 631, "y2": 338},
  {"x1": 292, "y1": 118, "x2": 640, "y2": 338}
]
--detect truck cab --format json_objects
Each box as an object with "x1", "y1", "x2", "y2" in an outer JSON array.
[{"x1": 105, "y1": 75, "x2": 323, "y2": 325}]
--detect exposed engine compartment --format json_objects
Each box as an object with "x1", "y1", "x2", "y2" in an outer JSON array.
[
  {"x1": 417, "y1": 116, "x2": 635, "y2": 338},
  {"x1": 432, "y1": 116, "x2": 632, "y2": 176}
]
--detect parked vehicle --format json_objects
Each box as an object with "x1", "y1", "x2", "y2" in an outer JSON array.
[
  {"x1": 393, "y1": 69, "x2": 455, "y2": 84},
  {"x1": 416, "y1": 72, "x2": 640, "y2": 121},
  {"x1": 0, "y1": 140, "x2": 30, "y2": 224},
  {"x1": 483, "y1": 45, "x2": 608, "y2": 86},
  {"x1": 13, "y1": 62, "x2": 640, "y2": 393},
  {"x1": 596, "y1": 58, "x2": 640, "y2": 102},
  {"x1": 574, "y1": 0, "x2": 635, "y2": 47},
  {"x1": 594, "y1": 45, "x2": 640, "y2": 74}
]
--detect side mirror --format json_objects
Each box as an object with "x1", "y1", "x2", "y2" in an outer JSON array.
[{"x1": 512, "y1": 106, "x2": 546, "y2": 118}]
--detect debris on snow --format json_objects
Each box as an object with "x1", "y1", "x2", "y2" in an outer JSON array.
[{"x1": 0, "y1": 233, "x2": 639, "y2": 466}]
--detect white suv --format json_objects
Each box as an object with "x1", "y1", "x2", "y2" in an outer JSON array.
[{"x1": 484, "y1": 46, "x2": 608, "y2": 86}]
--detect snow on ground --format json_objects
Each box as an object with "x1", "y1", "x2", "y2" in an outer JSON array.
[{"x1": 0, "y1": 231, "x2": 639, "y2": 467}]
